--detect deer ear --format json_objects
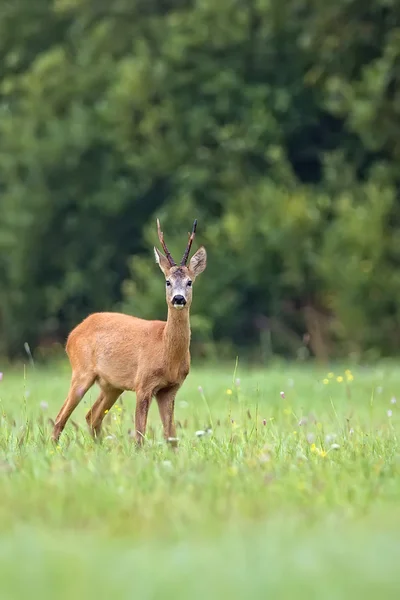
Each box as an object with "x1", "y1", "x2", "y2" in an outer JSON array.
[
  {"x1": 154, "y1": 247, "x2": 171, "y2": 275},
  {"x1": 189, "y1": 246, "x2": 207, "y2": 277}
]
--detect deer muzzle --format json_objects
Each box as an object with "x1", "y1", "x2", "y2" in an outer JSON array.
[{"x1": 172, "y1": 295, "x2": 187, "y2": 308}]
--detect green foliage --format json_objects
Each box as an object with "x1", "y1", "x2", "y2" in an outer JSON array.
[{"x1": 1, "y1": 0, "x2": 400, "y2": 359}]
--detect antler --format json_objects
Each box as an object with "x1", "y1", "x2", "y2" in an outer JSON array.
[
  {"x1": 180, "y1": 219, "x2": 197, "y2": 266},
  {"x1": 157, "y1": 219, "x2": 176, "y2": 266}
]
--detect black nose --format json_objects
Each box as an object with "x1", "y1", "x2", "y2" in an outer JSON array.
[{"x1": 172, "y1": 295, "x2": 186, "y2": 306}]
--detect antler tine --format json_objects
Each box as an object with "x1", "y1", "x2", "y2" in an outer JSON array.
[
  {"x1": 180, "y1": 219, "x2": 198, "y2": 266},
  {"x1": 157, "y1": 219, "x2": 176, "y2": 266}
]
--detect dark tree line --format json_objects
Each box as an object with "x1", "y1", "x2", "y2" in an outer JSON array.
[{"x1": 1, "y1": 0, "x2": 400, "y2": 361}]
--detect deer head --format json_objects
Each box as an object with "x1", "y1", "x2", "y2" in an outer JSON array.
[{"x1": 154, "y1": 219, "x2": 207, "y2": 310}]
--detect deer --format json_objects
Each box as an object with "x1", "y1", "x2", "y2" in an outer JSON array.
[{"x1": 51, "y1": 219, "x2": 207, "y2": 446}]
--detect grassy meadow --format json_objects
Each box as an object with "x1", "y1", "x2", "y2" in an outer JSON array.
[{"x1": 0, "y1": 360, "x2": 399, "y2": 598}]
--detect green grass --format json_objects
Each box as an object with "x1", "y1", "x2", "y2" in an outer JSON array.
[{"x1": 0, "y1": 361, "x2": 399, "y2": 598}]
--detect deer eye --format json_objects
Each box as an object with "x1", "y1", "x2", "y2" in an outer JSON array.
[
  {"x1": 166, "y1": 280, "x2": 171, "y2": 287},
  {"x1": 187, "y1": 280, "x2": 192, "y2": 287}
]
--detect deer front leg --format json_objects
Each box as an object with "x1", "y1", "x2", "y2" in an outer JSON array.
[
  {"x1": 134, "y1": 390, "x2": 153, "y2": 446},
  {"x1": 156, "y1": 385, "x2": 179, "y2": 448}
]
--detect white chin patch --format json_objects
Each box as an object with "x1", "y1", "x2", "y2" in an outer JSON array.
[{"x1": 173, "y1": 304, "x2": 185, "y2": 310}]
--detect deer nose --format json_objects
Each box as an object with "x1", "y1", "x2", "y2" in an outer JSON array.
[{"x1": 172, "y1": 295, "x2": 186, "y2": 306}]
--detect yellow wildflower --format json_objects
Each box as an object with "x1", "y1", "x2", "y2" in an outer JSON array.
[
  {"x1": 346, "y1": 373, "x2": 354, "y2": 382},
  {"x1": 104, "y1": 409, "x2": 109, "y2": 414},
  {"x1": 328, "y1": 372, "x2": 334, "y2": 379},
  {"x1": 345, "y1": 369, "x2": 352, "y2": 376},
  {"x1": 337, "y1": 376, "x2": 343, "y2": 383},
  {"x1": 323, "y1": 378, "x2": 329, "y2": 385},
  {"x1": 311, "y1": 443, "x2": 326, "y2": 457},
  {"x1": 226, "y1": 389, "x2": 233, "y2": 395}
]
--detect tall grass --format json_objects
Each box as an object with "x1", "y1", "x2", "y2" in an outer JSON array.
[{"x1": 0, "y1": 362, "x2": 398, "y2": 598}]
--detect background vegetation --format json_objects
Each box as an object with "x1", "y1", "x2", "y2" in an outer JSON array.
[{"x1": 1, "y1": 0, "x2": 400, "y2": 363}]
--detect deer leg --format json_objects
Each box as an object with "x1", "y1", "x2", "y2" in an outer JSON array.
[
  {"x1": 134, "y1": 391, "x2": 153, "y2": 446},
  {"x1": 156, "y1": 385, "x2": 179, "y2": 447},
  {"x1": 85, "y1": 391, "x2": 104, "y2": 437},
  {"x1": 52, "y1": 373, "x2": 95, "y2": 442},
  {"x1": 85, "y1": 387, "x2": 121, "y2": 438}
]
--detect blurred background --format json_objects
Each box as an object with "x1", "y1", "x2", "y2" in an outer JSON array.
[{"x1": 1, "y1": 0, "x2": 400, "y2": 364}]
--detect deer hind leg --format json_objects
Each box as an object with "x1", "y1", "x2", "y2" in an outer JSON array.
[
  {"x1": 52, "y1": 372, "x2": 95, "y2": 442},
  {"x1": 85, "y1": 390, "x2": 105, "y2": 437},
  {"x1": 156, "y1": 385, "x2": 179, "y2": 447},
  {"x1": 85, "y1": 385, "x2": 122, "y2": 439},
  {"x1": 134, "y1": 390, "x2": 153, "y2": 446}
]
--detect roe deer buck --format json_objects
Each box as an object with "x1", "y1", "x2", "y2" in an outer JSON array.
[{"x1": 51, "y1": 219, "x2": 207, "y2": 445}]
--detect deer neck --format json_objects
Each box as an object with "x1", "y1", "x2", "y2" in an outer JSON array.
[{"x1": 163, "y1": 307, "x2": 191, "y2": 362}]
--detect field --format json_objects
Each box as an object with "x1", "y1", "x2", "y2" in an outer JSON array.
[{"x1": 0, "y1": 360, "x2": 399, "y2": 599}]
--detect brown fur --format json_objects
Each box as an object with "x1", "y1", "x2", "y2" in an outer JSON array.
[{"x1": 51, "y1": 224, "x2": 207, "y2": 446}]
